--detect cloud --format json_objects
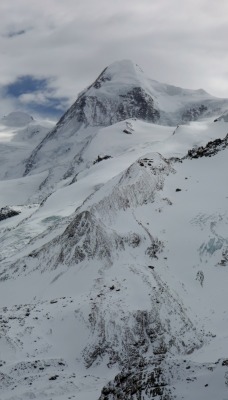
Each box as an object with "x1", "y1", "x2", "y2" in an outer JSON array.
[
  {"x1": 0, "y1": 0, "x2": 228, "y2": 118},
  {"x1": 5, "y1": 29, "x2": 27, "y2": 38}
]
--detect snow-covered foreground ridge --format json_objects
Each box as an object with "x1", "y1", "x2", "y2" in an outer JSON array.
[{"x1": 0, "y1": 61, "x2": 228, "y2": 399}]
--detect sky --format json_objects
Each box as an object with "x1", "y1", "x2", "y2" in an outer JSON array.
[{"x1": 1, "y1": 0, "x2": 228, "y2": 119}]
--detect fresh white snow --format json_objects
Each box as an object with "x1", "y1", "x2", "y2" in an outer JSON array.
[{"x1": 0, "y1": 63, "x2": 228, "y2": 399}]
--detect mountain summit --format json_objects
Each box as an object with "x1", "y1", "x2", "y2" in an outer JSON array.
[
  {"x1": 88, "y1": 59, "x2": 146, "y2": 89},
  {"x1": 59, "y1": 59, "x2": 160, "y2": 127}
]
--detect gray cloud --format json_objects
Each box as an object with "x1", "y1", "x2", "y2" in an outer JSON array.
[
  {"x1": 0, "y1": 0, "x2": 228, "y2": 117},
  {"x1": 5, "y1": 30, "x2": 27, "y2": 38}
]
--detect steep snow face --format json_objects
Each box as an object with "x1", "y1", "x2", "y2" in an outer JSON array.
[{"x1": 91, "y1": 59, "x2": 145, "y2": 87}]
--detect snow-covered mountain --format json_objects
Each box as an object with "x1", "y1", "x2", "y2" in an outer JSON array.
[
  {"x1": 0, "y1": 61, "x2": 228, "y2": 400},
  {"x1": 0, "y1": 112, "x2": 55, "y2": 180},
  {"x1": 1, "y1": 111, "x2": 34, "y2": 127},
  {"x1": 22, "y1": 60, "x2": 228, "y2": 200}
]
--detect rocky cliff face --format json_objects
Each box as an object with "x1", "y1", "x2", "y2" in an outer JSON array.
[
  {"x1": 53, "y1": 84, "x2": 160, "y2": 130},
  {"x1": 181, "y1": 104, "x2": 208, "y2": 123}
]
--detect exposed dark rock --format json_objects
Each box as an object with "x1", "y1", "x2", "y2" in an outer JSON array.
[
  {"x1": 48, "y1": 375, "x2": 59, "y2": 381},
  {"x1": 146, "y1": 239, "x2": 164, "y2": 258},
  {"x1": 99, "y1": 360, "x2": 172, "y2": 400},
  {"x1": 0, "y1": 207, "x2": 20, "y2": 221},
  {"x1": 182, "y1": 104, "x2": 208, "y2": 123},
  {"x1": 218, "y1": 248, "x2": 228, "y2": 266},
  {"x1": 128, "y1": 233, "x2": 141, "y2": 248},
  {"x1": 196, "y1": 271, "x2": 204, "y2": 286},
  {"x1": 185, "y1": 134, "x2": 228, "y2": 160},
  {"x1": 93, "y1": 155, "x2": 112, "y2": 164},
  {"x1": 116, "y1": 87, "x2": 160, "y2": 124}
]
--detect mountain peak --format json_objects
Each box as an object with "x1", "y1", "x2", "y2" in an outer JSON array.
[
  {"x1": 23, "y1": 60, "x2": 228, "y2": 186},
  {"x1": 104, "y1": 59, "x2": 143, "y2": 78},
  {"x1": 90, "y1": 60, "x2": 144, "y2": 90},
  {"x1": 52, "y1": 60, "x2": 159, "y2": 132}
]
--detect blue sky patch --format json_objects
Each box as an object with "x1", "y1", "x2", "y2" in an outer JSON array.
[
  {"x1": 4, "y1": 75, "x2": 69, "y2": 119},
  {"x1": 6, "y1": 75, "x2": 48, "y2": 97}
]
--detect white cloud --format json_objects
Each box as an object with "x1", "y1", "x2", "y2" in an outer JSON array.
[
  {"x1": 0, "y1": 0, "x2": 228, "y2": 117},
  {"x1": 19, "y1": 92, "x2": 50, "y2": 105}
]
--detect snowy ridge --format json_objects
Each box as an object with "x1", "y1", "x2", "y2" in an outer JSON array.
[
  {"x1": 86, "y1": 153, "x2": 174, "y2": 222},
  {"x1": 2, "y1": 153, "x2": 172, "y2": 276}
]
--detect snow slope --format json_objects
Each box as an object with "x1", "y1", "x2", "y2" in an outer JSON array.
[
  {"x1": 0, "y1": 62, "x2": 228, "y2": 399},
  {"x1": 1, "y1": 121, "x2": 228, "y2": 399}
]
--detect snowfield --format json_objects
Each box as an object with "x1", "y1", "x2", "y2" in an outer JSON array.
[{"x1": 0, "y1": 61, "x2": 228, "y2": 400}]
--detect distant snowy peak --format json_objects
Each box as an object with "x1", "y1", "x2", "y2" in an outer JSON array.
[
  {"x1": 38, "y1": 60, "x2": 228, "y2": 136},
  {"x1": 1, "y1": 111, "x2": 34, "y2": 127}
]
